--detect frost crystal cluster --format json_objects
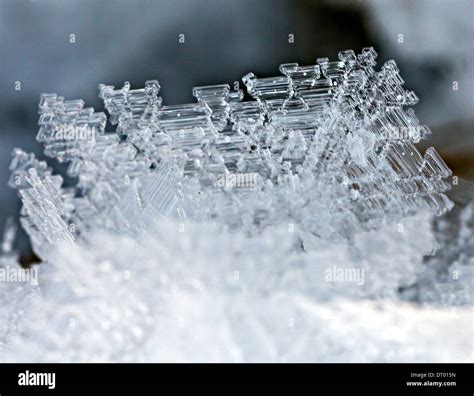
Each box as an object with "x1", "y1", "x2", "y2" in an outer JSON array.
[
  {"x1": 9, "y1": 47, "x2": 453, "y2": 255},
  {"x1": 2, "y1": 48, "x2": 471, "y2": 363}
]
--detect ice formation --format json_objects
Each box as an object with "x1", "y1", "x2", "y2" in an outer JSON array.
[
  {"x1": 9, "y1": 47, "x2": 454, "y2": 255},
  {"x1": 1, "y1": 215, "x2": 473, "y2": 362},
  {"x1": 2, "y1": 48, "x2": 473, "y2": 362}
]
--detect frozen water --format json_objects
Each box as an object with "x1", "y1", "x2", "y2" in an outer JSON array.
[
  {"x1": 1, "y1": 47, "x2": 472, "y2": 362},
  {"x1": 0, "y1": 216, "x2": 472, "y2": 362},
  {"x1": 9, "y1": 47, "x2": 454, "y2": 254}
]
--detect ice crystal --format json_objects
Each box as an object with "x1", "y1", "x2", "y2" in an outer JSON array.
[
  {"x1": 3, "y1": 48, "x2": 471, "y2": 363},
  {"x1": 9, "y1": 48, "x2": 453, "y2": 257}
]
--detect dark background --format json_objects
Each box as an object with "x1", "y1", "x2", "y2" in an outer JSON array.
[{"x1": 0, "y1": 0, "x2": 473, "y2": 253}]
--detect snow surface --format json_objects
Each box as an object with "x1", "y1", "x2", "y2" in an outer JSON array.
[{"x1": 1, "y1": 213, "x2": 472, "y2": 362}]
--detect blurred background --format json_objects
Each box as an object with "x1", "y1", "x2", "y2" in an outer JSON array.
[{"x1": 0, "y1": 0, "x2": 473, "y2": 255}]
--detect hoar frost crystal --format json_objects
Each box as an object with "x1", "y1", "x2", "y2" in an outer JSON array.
[
  {"x1": 2, "y1": 48, "x2": 473, "y2": 363},
  {"x1": 9, "y1": 47, "x2": 453, "y2": 256}
]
